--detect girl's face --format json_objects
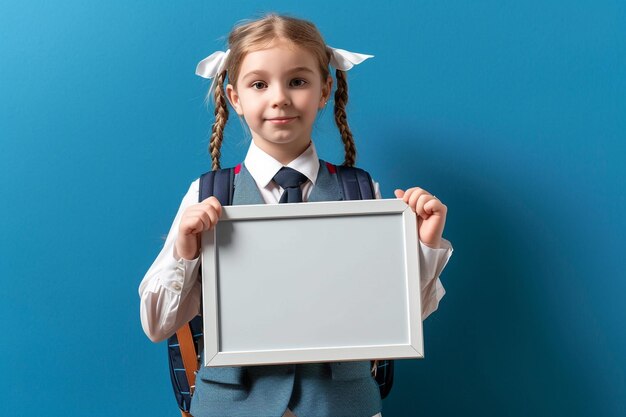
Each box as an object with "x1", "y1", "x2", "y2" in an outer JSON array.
[{"x1": 226, "y1": 38, "x2": 332, "y2": 163}]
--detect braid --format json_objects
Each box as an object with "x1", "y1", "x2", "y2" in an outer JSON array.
[
  {"x1": 334, "y1": 69, "x2": 357, "y2": 167},
  {"x1": 209, "y1": 71, "x2": 229, "y2": 171}
]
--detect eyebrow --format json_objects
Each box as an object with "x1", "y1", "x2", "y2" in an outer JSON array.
[{"x1": 240, "y1": 67, "x2": 316, "y2": 81}]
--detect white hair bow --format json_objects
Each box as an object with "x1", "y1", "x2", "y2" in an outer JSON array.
[
  {"x1": 327, "y1": 46, "x2": 373, "y2": 71},
  {"x1": 195, "y1": 50, "x2": 231, "y2": 96},
  {"x1": 195, "y1": 49, "x2": 231, "y2": 79}
]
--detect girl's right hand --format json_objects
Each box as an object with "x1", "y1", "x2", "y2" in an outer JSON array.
[{"x1": 175, "y1": 196, "x2": 223, "y2": 260}]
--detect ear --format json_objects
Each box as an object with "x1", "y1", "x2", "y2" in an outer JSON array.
[
  {"x1": 319, "y1": 75, "x2": 333, "y2": 109},
  {"x1": 226, "y1": 83, "x2": 244, "y2": 115}
]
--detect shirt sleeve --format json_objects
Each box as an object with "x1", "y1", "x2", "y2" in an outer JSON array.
[
  {"x1": 419, "y1": 239, "x2": 452, "y2": 320},
  {"x1": 372, "y1": 180, "x2": 453, "y2": 321},
  {"x1": 138, "y1": 179, "x2": 203, "y2": 342}
]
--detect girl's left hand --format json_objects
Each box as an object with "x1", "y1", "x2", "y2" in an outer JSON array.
[{"x1": 395, "y1": 187, "x2": 447, "y2": 249}]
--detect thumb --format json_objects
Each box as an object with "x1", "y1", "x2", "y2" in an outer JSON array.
[{"x1": 394, "y1": 189, "x2": 405, "y2": 198}]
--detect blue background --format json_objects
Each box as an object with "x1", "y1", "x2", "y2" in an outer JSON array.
[{"x1": 1, "y1": 1, "x2": 624, "y2": 416}]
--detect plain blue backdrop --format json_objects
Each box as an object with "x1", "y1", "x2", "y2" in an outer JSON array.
[{"x1": 1, "y1": 1, "x2": 625, "y2": 416}]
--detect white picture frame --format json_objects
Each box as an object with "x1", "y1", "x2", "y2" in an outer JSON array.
[{"x1": 200, "y1": 198, "x2": 423, "y2": 367}]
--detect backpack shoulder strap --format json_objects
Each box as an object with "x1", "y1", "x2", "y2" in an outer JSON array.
[
  {"x1": 332, "y1": 163, "x2": 375, "y2": 200},
  {"x1": 199, "y1": 166, "x2": 235, "y2": 205}
]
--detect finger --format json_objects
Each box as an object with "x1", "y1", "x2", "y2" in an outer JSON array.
[
  {"x1": 406, "y1": 188, "x2": 426, "y2": 210},
  {"x1": 183, "y1": 205, "x2": 214, "y2": 233},
  {"x1": 186, "y1": 206, "x2": 211, "y2": 225},
  {"x1": 402, "y1": 187, "x2": 423, "y2": 204},
  {"x1": 205, "y1": 206, "x2": 219, "y2": 229},
  {"x1": 424, "y1": 198, "x2": 447, "y2": 216},
  {"x1": 394, "y1": 189, "x2": 404, "y2": 198},
  {"x1": 197, "y1": 209, "x2": 213, "y2": 231},
  {"x1": 203, "y1": 196, "x2": 223, "y2": 217},
  {"x1": 414, "y1": 193, "x2": 433, "y2": 219},
  {"x1": 180, "y1": 215, "x2": 208, "y2": 236}
]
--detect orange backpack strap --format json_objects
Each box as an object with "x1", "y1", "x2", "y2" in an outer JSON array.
[{"x1": 176, "y1": 323, "x2": 199, "y2": 396}]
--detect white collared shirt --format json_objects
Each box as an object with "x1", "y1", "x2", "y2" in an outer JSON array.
[{"x1": 244, "y1": 140, "x2": 323, "y2": 203}]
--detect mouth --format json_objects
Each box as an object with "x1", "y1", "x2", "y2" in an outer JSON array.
[{"x1": 266, "y1": 117, "x2": 297, "y2": 125}]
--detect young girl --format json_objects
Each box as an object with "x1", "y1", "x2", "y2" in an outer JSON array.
[{"x1": 139, "y1": 14, "x2": 452, "y2": 417}]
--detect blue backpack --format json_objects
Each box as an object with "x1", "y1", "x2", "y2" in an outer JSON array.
[{"x1": 167, "y1": 163, "x2": 395, "y2": 416}]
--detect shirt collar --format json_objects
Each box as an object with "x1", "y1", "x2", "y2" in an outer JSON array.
[{"x1": 244, "y1": 141, "x2": 320, "y2": 188}]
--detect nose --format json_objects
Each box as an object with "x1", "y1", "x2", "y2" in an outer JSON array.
[{"x1": 270, "y1": 85, "x2": 290, "y2": 108}]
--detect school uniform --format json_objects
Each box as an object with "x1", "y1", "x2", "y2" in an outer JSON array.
[{"x1": 139, "y1": 141, "x2": 453, "y2": 417}]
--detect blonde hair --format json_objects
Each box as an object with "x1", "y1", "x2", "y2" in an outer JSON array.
[{"x1": 209, "y1": 14, "x2": 357, "y2": 170}]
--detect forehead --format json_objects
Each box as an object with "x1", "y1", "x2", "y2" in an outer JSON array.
[{"x1": 238, "y1": 38, "x2": 321, "y2": 78}]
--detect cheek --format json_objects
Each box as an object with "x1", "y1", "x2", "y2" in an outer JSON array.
[{"x1": 303, "y1": 91, "x2": 324, "y2": 110}]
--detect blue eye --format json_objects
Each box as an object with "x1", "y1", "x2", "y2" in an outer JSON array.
[
  {"x1": 251, "y1": 81, "x2": 267, "y2": 89},
  {"x1": 290, "y1": 79, "x2": 307, "y2": 87}
]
